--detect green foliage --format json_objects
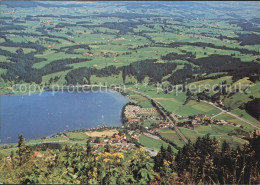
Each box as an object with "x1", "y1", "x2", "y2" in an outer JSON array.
[
  {"x1": 0, "y1": 132, "x2": 259, "y2": 184},
  {"x1": 129, "y1": 148, "x2": 155, "y2": 184},
  {"x1": 175, "y1": 133, "x2": 260, "y2": 184},
  {"x1": 86, "y1": 139, "x2": 92, "y2": 157},
  {"x1": 17, "y1": 134, "x2": 32, "y2": 166},
  {"x1": 245, "y1": 98, "x2": 260, "y2": 121},
  {"x1": 153, "y1": 145, "x2": 177, "y2": 184}
]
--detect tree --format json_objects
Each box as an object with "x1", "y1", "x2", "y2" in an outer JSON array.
[
  {"x1": 154, "y1": 145, "x2": 175, "y2": 184},
  {"x1": 175, "y1": 134, "x2": 219, "y2": 184},
  {"x1": 86, "y1": 139, "x2": 92, "y2": 157},
  {"x1": 10, "y1": 151, "x2": 15, "y2": 169},
  {"x1": 104, "y1": 143, "x2": 111, "y2": 153},
  {"x1": 16, "y1": 48, "x2": 24, "y2": 55},
  {"x1": 17, "y1": 134, "x2": 32, "y2": 166},
  {"x1": 94, "y1": 137, "x2": 100, "y2": 143},
  {"x1": 122, "y1": 66, "x2": 127, "y2": 84}
]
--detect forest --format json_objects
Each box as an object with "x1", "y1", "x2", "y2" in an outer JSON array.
[{"x1": 0, "y1": 133, "x2": 259, "y2": 184}]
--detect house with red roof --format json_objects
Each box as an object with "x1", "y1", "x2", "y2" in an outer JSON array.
[{"x1": 109, "y1": 138, "x2": 120, "y2": 143}]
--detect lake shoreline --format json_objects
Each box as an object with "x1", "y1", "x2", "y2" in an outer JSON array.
[
  {"x1": 0, "y1": 84, "x2": 127, "y2": 95},
  {"x1": 0, "y1": 90, "x2": 129, "y2": 144},
  {"x1": 0, "y1": 125, "x2": 123, "y2": 146}
]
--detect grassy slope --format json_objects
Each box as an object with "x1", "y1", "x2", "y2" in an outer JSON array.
[
  {"x1": 138, "y1": 134, "x2": 177, "y2": 153},
  {"x1": 158, "y1": 128, "x2": 186, "y2": 148}
]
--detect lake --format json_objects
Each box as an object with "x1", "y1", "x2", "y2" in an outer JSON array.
[{"x1": 0, "y1": 91, "x2": 128, "y2": 144}]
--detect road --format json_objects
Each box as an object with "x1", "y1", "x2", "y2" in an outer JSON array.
[
  {"x1": 145, "y1": 147, "x2": 158, "y2": 157},
  {"x1": 143, "y1": 132, "x2": 161, "y2": 140},
  {"x1": 211, "y1": 110, "x2": 226, "y2": 118},
  {"x1": 201, "y1": 100, "x2": 260, "y2": 129},
  {"x1": 128, "y1": 88, "x2": 189, "y2": 144}
]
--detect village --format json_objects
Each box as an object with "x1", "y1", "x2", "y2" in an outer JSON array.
[
  {"x1": 123, "y1": 103, "x2": 244, "y2": 130},
  {"x1": 81, "y1": 102, "x2": 248, "y2": 156},
  {"x1": 88, "y1": 132, "x2": 136, "y2": 152}
]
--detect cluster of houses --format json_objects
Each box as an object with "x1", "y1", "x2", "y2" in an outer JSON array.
[
  {"x1": 85, "y1": 52, "x2": 94, "y2": 57},
  {"x1": 187, "y1": 34, "x2": 206, "y2": 40},
  {"x1": 124, "y1": 105, "x2": 157, "y2": 124},
  {"x1": 215, "y1": 119, "x2": 244, "y2": 128},
  {"x1": 174, "y1": 114, "x2": 211, "y2": 128},
  {"x1": 192, "y1": 114, "x2": 213, "y2": 125},
  {"x1": 90, "y1": 133, "x2": 137, "y2": 151},
  {"x1": 124, "y1": 105, "x2": 142, "y2": 119},
  {"x1": 41, "y1": 20, "x2": 51, "y2": 24},
  {"x1": 112, "y1": 37, "x2": 125, "y2": 41},
  {"x1": 148, "y1": 122, "x2": 170, "y2": 133},
  {"x1": 2, "y1": 9, "x2": 17, "y2": 14},
  {"x1": 215, "y1": 100, "x2": 225, "y2": 109},
  {"x1": 174, "y1": 113, "x2": 245, "y2": 129},
  {"x1": 47, "y1": 43, "x2": 55, "y2": 48},
  {"x1": 85, "y1": 51, "x2": 118, "y2": 57},
  {"x1": 101, "y1": 37, "x2": 125, "y2": 42},
  {"x1": 108, "y1": 133, "x2": 127, "y2": 144},
  {"x1": 147, "y1": 111, "x2": 245, "y2": 134},
  {"x1": 192, "y1": 113, "x2": 244, "y2": 129}
]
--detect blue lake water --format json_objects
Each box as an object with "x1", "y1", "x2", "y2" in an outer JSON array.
[{"x1": 0, "y1": 91, "x2": 128, "y2": 144}]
